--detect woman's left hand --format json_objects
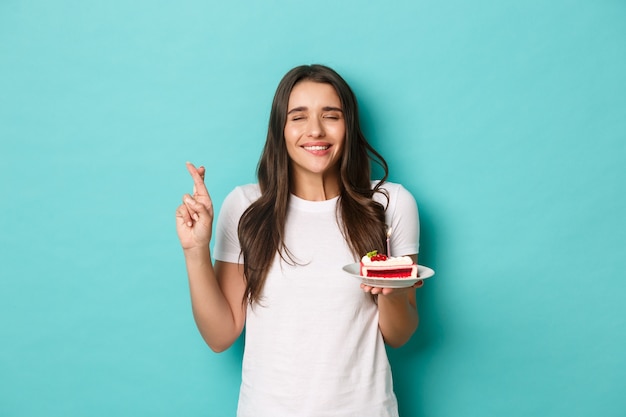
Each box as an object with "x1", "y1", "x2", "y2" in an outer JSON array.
[{"x1": 360, "y1": 280, "x2": 423, "y2": 297}]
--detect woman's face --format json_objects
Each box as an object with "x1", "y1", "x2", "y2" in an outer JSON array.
[{"x1": 284, "y1": 81, "x2": 346, "y2": 183}]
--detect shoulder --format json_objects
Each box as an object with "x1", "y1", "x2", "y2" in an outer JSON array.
[
  {"x1": 218, "y1": 184, "x2": 262, "y2": 216},
  {"x1": 224, "y1": 183, "x2": 261, "y2": 206},
  {"x1": 371, "y1": 181, "x2": 416, "y2": 207},
  {"x1": 372, "y1": 180, "x2": 404, "y2": 194}
]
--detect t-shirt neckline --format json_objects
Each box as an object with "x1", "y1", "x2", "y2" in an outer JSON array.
[{"x1": 289, "y1": 193, "x2": 339, "y2": 212}]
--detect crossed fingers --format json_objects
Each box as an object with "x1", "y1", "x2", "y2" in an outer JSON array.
[{"x1": 187, "y1": 161, "x2": 208, "y2": 198}]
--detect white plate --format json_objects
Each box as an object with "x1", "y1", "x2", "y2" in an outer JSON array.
[{"x1": 342, "y1": 263, "x2": 435, "y2": 288}]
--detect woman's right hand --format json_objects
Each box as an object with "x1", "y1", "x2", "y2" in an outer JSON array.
[{"x1": 175, "y1": 162, "x2": 214, "y2": 250}]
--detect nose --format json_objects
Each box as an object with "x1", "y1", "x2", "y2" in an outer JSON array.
[{"x1": 307, "y1": 117, "x2": 325, "y2": 138}]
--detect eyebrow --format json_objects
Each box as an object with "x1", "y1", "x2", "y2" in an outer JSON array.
[{"x1": 287, "y1": 106, "x2": 343, "y2": 114}]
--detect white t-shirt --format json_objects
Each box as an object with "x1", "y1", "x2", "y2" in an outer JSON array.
[{"x1": 213, "y1": 182, "x2": 419, "y2": 417}]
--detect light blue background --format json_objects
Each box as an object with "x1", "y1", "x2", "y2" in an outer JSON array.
[{"x1": 1, "y1": 1, "x2": 625, "y2": 416}]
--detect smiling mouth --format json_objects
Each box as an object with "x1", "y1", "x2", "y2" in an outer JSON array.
[{"x1": 303, "y1": 145, "x2": 330, "y2": 151}]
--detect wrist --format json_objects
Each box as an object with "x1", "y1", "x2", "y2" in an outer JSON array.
[
  {"x1": 378, "y1": 289, "x2": 417, "y2": 321},
  {"x1": 183, "y1": 244, "x2": 211, "y2": 260}
]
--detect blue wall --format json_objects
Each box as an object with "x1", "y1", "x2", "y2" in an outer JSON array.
[{"x1": 1, "y1": 1, "x2": 624, "y2": 416}]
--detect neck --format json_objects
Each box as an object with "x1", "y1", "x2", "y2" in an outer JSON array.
[{"x1": 290, "y1": 171, "x2": 341, "y2": 201}]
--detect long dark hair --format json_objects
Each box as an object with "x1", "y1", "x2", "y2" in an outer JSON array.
[{"x1": 238, "y1": 64, "x2": 389, "y2": 305}]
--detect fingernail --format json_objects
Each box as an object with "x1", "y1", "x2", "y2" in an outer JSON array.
[
  {"x1": 193, "y1": 213, "x2": 199, "y2": 221},
  {"x1": 187, "y1": 221, "x2": 193, "y2": 227}
]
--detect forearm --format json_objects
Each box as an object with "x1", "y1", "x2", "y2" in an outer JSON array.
[
  {"x1": 184, "y1": 247, "x2": 241, "y2": 352},
  {"x1": 377, "y1": 292, "x2": 419, "y2": 348}
]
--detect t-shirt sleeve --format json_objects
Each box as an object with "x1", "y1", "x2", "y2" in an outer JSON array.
[
  {"x1": 213, "y1": 187, "x2": 250, "y2": 264},
  {"x1": 385, "y1": 184, "x2": 420, "y2": 256}
]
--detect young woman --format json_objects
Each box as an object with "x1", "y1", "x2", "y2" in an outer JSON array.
[{"x1": 175, "y1": 64, "x2": 422, "y2": 417}]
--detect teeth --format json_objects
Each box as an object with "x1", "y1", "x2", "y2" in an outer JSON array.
[{"x1": 304, "y1": 145, "x2": 329, "y2": 151}]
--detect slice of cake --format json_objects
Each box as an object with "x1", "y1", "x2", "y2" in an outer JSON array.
[{"x1": 360, "y1": 250, "x2": 418, "y2": 278}]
